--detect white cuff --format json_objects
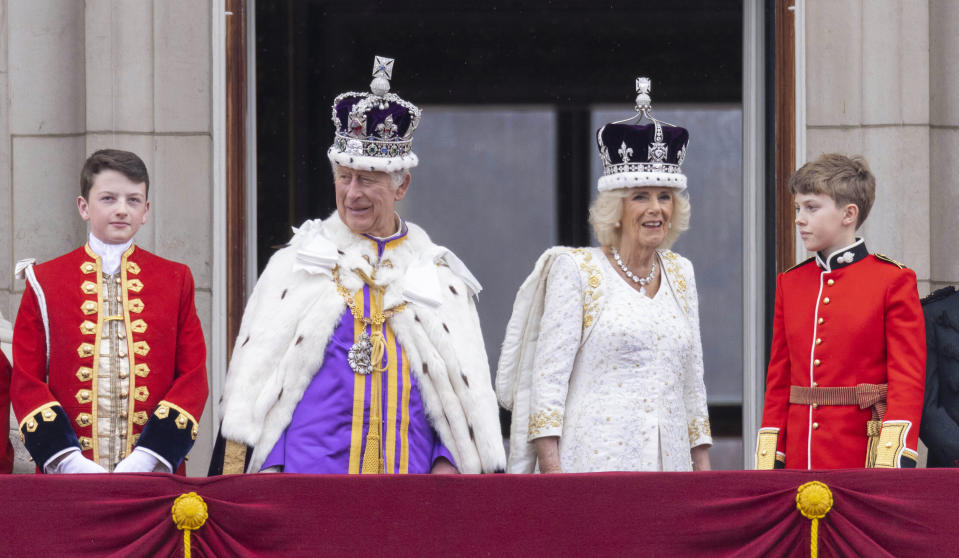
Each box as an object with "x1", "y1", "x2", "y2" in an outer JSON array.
[{"x1": 43, "y1": 447, "x2": 80, "y2": 474}]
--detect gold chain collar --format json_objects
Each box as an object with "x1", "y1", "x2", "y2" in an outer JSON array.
[{"x1": 332, "y1": 266, "x2": 407, "y2": 327}]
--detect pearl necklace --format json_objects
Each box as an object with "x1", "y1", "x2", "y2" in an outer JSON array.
[{"x1": 611, "y1": 247, "x2": 657, "y2": 293}]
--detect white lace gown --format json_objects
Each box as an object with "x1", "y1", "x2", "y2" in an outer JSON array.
[{"x1": 527, "y1": 248, "x2": 711, "y2": 472}]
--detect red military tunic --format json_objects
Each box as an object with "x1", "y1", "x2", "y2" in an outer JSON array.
[
  {"x1": 11, "y1": 244, "x2": 208, "y2": 472},
  {"x1": 757, "y1": 239, "x2": 926, "y2": 469},
  {"x1": 0, "y1": 350, "x2": 12, "y2": 473}
]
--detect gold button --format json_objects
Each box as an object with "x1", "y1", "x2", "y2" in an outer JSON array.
[
  {"x1": 121, "y1": 389, "x2": 129, "y2": 398},
  {"x1": 761, "y1": 450, "x2": 767, "y2": 456},
  {"x1": 812, "y1": 403, "x2": 819, "y2": 410},
  {"x1": 818, "y1": 318, "x2": 824, "y2": 325},
  {"x1": 128, "y1": 298, "x2": 145, "y2": 313},
  {"x1": 76, "y1": 367, "x2": 93, "y2": 382},
  {"x1": 827, "y1": 279, "x2": 835, "y2": 286},
  {"x1": 812, "y1": 382, "x2": 819, "y2": 387},
  {"x1": 814, "y1": 359, "x2": 821, "y2": 366},
  {"x1": 77, "y1": 343, "x2": 95, "y2": 358},
  {"x1": 79, "y1": 320, "x2": 96, "y2": 335},
  {"x1": 133, "y1": 341, "x2": 150, "y2": 356},
  {"x1": 886, "y1": 442, "x2": 893, "y2": 448},
  {"x1": 816, "y1": 338, "x2": 822, "y2": 345},
  {"x1": 813, "y1": 422, "x2": 819, "y2": 430},
  {"x1": 823, "y1": 297, "x2": 830, "y2": 304},
  {"x1": 119, "y1": 370, "x2": 129, "y2": 379}
]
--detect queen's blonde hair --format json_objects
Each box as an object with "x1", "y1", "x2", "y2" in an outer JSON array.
[{"x1": 588, "y1": 187, "x2": 691, "y2": 249}]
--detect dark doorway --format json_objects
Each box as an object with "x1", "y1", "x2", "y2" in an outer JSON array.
[
  {"x1": 254, "y1": 0, "x2": 747, "y2": 466},
  {"x1": 255, "y1": 0, "x2": 742, "y2": 267}
]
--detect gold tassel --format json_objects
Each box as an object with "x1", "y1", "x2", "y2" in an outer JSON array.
[
  {"x1": 361, "y1": 287, "x2": 386, "y2": 474},
  {"x1": 865, "y1": 420, "x2": 881, "y2": 467},
  {"x1": 171, "y1": 492, "x2": 208, "y2": 558},
  {"x1": 796, "y1": 481, "x2": 833, "y2": 558},
  {"x1": 361, "y1": 367, "x2": 384, "y2": 474}
]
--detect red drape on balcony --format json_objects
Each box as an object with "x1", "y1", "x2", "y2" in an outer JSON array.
[{"x1": 1, "y1": 469, "x2": 956, "y2": 557}]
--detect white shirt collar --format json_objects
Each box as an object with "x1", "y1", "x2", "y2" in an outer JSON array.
[{"x1": 87, "y1": 233, "x2": 133, "y2": 276}]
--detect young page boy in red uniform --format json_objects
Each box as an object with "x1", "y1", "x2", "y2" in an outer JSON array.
[
  {"x1": 757, "y1": 154, "x2": 925, "y2": 469},
  {"x1": 11, "y1": 149, "x2": 208, "y2": 474}
]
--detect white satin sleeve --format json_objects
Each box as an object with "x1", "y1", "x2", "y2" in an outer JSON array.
[
  {"x1": 527, "y1": 253, "x2": 584, "y2": 441},
  {"x1": 680, "y1": 260, "x2": 712, "y2": 448}
]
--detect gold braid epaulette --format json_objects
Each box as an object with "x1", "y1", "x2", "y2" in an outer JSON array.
[
  {"x1": 784, "y1": 257, "x2": 815, "y2": 273},
  {"x1": 874, "y1": 254, "x2": 905, "y2": 269}
]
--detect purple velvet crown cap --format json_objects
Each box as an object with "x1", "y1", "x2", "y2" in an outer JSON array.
[
  {"x1": 333, "y1": 96, "x2": 416, "y2": 140},
  {"x1": 596, "y1": 76, "x2": 690, "y2": 192},
  {"x1": 327, "y1": 55, "x2": 421, "y2": 172},
  {"x1": 598, "y1": 123, "x2": 689, "y2": 166}
]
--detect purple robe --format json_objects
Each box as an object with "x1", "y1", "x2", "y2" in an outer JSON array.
[{"x1": 262, "y1": 225, "x2": 454, "y2": 474}]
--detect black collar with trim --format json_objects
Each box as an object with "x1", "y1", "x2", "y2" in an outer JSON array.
[{"x1": 815, "y1": 238, "x2": 869, "y2": 272}]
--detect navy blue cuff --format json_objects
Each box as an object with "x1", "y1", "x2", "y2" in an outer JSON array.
[
  {"x1": 20, "y1": 405, "x2": 81, "y2": 469},
  {"x1": 136, "y1": 404, "x2": 197, "y2": 471},
  {"x1": 900, "y1": 454, "x2": 917, "y2": 468}
]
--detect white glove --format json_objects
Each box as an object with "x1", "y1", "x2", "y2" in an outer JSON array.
[
  {"x1": 113, "y1": 447, "x2": 171, "y2": 473},
  {"x1": 47, "y1": 449, "x2": 108, "y2": 474}
]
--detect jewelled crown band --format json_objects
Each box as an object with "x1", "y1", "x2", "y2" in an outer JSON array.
[
  {"x1": 327, "y1": 56, "x2": 421, "y2": 172},
  {"x1": 596, "y1": 76, "x2": 690, "y2": 192}
]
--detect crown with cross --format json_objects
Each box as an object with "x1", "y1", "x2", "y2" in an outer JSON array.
[
  {"x1": 595, "y1": 77, "x2": 690, "y2": 192},
  {"x1": 328, "y1": 56, "x2": 422, "y2": 172}
]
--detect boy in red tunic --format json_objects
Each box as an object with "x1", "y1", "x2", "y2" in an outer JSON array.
[
  {"x1": 11, "y1": 149, "x2": 208, "y2": 474},
  {"x1": 757, "y1": 154, "x2": 925, "y2": 469}
]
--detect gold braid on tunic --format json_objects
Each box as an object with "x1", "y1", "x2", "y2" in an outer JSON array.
[{"x1": 332, "y1": 266, "x2": 407, "y2": 474}]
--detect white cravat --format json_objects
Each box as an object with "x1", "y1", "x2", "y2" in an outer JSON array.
[{"x1": 87, "y1": 233, "x2": 133, "y2": 276}]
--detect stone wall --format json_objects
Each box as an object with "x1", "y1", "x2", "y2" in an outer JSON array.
[
  {"x1": 1, "y1": 0, "x2": 216, "y2": 475},
  {"x1": 804, "y1": 0, "x2": 959, "y2": 297}
]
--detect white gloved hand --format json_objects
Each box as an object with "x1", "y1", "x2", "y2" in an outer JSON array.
[
  {"x1": 51, "y1": 449, "x2": 108, "y2": 474},
  {"x1": 113, "y1": 447, "x2": 170, "y2": 473}
]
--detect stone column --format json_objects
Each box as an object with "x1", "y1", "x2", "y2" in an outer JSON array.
[
  {"x1": 929, "y1": 0, "x2": 959, "y2": 292},
  {"x1": 805, "y1": 0, "x2": 932, "y2": 294}
]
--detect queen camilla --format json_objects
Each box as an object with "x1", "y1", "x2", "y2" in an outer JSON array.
[{"x1": 496, "y1": 78, "x2": 712, "y2": 473}]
